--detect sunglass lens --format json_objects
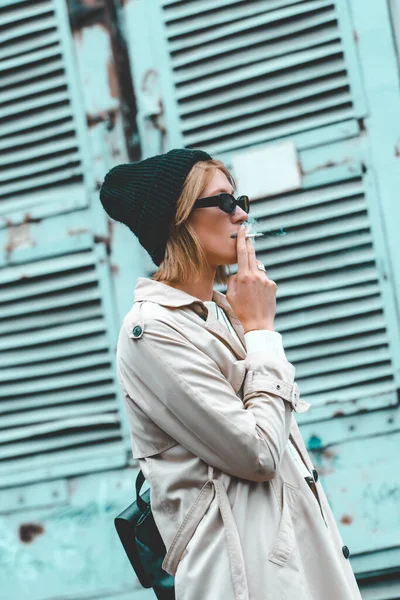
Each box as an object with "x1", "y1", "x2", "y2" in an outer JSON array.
[
  {"x1": 219, "y1": 194, "x2": 236, "y2": 214},
  {"x1": 237, "y1": 195, "x2": 250, "y2": 214}
]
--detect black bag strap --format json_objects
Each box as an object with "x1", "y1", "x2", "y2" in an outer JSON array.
[{"x1": 136, "y1": 469, "x2": 149, "y2": 513}]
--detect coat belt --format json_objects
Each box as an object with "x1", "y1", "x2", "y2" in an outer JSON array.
[{"x1": 162, "y1": 466, "x2": 249, "y2": 600}]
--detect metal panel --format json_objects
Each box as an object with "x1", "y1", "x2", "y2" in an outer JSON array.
[
  {"x1": 0, "y1": 0, "x2": 92, "y2": 221},
  {"x1": 208, "y1": 136, "x2": 399, "y2": 409},
  {"x1": 0, "y1": 238, "x2": 126, "y2": 488},
  {"x1": 126, "y1": 0, "x2": 367, "y2": 155},
  {"x1": 0, "y1": 469, "x2": 154, "y2": 600}
]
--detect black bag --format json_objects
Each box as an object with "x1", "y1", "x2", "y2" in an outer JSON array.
[{"x1": 114, "y1": 470, "x2": 175, "y2": 600}]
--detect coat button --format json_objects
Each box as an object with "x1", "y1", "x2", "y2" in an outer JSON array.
[
  {"x1": 342, "y1": 545, "x2": 350, "y2": 559},
  {"x1": 132, "y1": 325, "x2": 142, "y2": 338},
  {"x1": 312, "y1": 469, "x2": 319, "y2": 482}
]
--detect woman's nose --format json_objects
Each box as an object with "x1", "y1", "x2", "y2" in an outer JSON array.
[{"x1": 233, "y1": 206, "x2": 248, "y2": 222}]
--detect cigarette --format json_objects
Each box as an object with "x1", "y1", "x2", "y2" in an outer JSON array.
[{"x1": 230, "y1": 232, "x2": 264, "y2": 239}]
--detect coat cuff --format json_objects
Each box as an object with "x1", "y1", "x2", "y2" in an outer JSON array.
[
  {"x1": 244, "y1": 330, "x2": 286, "y2": 359},
  {"x1": 243, "y1": 351, "x2": 312, "y2": 414}
]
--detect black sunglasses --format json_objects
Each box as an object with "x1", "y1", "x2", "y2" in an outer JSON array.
[{"x1": 193, "y1": 193, "x2": 250, "y2": 215}]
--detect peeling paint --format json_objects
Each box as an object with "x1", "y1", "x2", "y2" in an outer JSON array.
[
  {"x1": 19, "y1": 523, "x2": 44, "y2": 544},
  {"x1": 340, "y1": 515, "x2": 354, "y2": 525},
  {"x1": 302, "y1": 156, "x2": 353, "y2": 176},
  {"x1": 73, "y1": 24, "x2": 120, "y2": 119}
]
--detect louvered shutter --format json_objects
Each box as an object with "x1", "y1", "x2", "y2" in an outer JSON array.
[
  {"x1": 0, "y1": 0, "x2": 91, "y2": 218},
  {"x1": 0, "y1": 237, "x2": 126, "y2": 488},
  {"x1": 128, "y1": 0, "x2": 366, "y2": 155},
  {"x1": 236, "y1": 144, "x2": 398, "y2": 406}
]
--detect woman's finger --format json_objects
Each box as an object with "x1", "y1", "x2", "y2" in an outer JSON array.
[
  {"x1": 245, "y1": 235, "x2": 259, "y2": 272},
  {"x1": 236, "y1": 225, "x2": 250, "y2": 272}
]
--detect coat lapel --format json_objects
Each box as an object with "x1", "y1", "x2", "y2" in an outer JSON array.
[
  {"x1": 133, "y1": 277, "x2": 247, "y2": 360},
  {"x1": 203, "y1": 290, "x2": 247, "y2": 361}
]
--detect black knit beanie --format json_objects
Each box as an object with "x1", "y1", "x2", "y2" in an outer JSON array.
[{"x1": 99, "y1": 148, "x2": 212, "y2": 266}]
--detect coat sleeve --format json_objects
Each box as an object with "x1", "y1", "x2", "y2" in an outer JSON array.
[{"x1": 117, "y1": 316, "x2": 309, "y2": 483}]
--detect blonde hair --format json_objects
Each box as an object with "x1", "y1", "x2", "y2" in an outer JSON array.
[{"x1": 152, "y1": 159, "x2": 235, "y2": 286}]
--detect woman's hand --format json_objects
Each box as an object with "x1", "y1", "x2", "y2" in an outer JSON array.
[{"x1": 226, "y1": 224, "x2": 277, "y2": 333}]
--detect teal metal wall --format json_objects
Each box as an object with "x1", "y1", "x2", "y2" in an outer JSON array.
[{"x1": 1, "y1": 1, "x2": 399, "y2": 599}]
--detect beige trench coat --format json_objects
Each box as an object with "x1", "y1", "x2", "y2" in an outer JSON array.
[{"x1": 116, "y1": 277, "x2": 362, "y2": 600}]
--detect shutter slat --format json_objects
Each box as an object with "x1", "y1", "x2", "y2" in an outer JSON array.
[
  {"x1": 0, "y1": 165, "x2": 83, "y2": 197},
  {"x1": 251, "y1": 178, "x2": 364, "y2": 215},
  {"x1": 163, "y1": 0, "x2": 308, "y2": 24},
  {"x1": 169, "y1": 0, "x2": 330, "y2": 37},
  {"x1": 256, "y1": 216, "x2": 369, "y2": 255},
  {"x1": 0, "y1": 383, "x2": 116, "y2": 414},
  {"x1": 298, "y1": 365, "x2": 393, "y2": 397},
  {"x1": 182, "y1": 76, "x2": 349, "y2": 133},
  {"x1": 179, "y1": 58, "x2": 344, "y2": 115},
  {"x1": 1, "y1": 45, "x2": 61, "y2": 72},
  {"x1": 1, "y1": 352, "x2": 111, "y2": 383},
  {"x1": 0, "y1": 251, "x2": 94, "y2": 285},
  {"x1": 0, "y1": 106, "x2": 72, "y2": 138},
  {"x1": 1, "y1": 151, "x2": 81, "y2": 185},
  {"x1": 0, "y1": 121, "x2": 74, "y2": 152},
  {"x1": 1, "y1": 365, "x2": 113, "y2": 398},
  {"x1": 287, "y1": 332, "x2": 388, "y2": 362},
  {"x1": 174, "y1": 24, "x2": 338, "y2": 82},
  {"x1": 2, "y1": 14, "x2": 56, "y2": 44},
  {"x1": 1, "y1": 33, "x2": 59, "y2": 61},
  {"x1": 1, "y1": 400, "x2": 117, "y2": 429},
  {"x1": 0, "y1": 74, "x2": 67, "y2": 105},
  {"x1": 168, "y1": 0, "x2": 331, "y2": 50},
  {"x1": 278, "y1": 283, "x2": 380, "y2": 314},
  {"x1": 189, "y1": 107, "x2": 355, "y2": 155},
  {"x1": 0, "y1": 429, "x2": 119, "y2": 461},
  {"x1": 0, "y1": 270, "x2": 97, "y2": 304},
  {"x1": 279, "y1": 266, "x2": 377, "y2": 297},
  {"x1": 184, "y1": 91, "x2": 352, "y2": 146},
  {"x1": 0, "y1": 181, "x2": 86, "y2": 218},
  {"x1": 297, "y1": 347, "x2": 391, "y2": 378},
  {"x1": 0, "y1": 90, "x2": 69, "y2": 119},
  {"x1": 264, "y1": 231, "x2": 372, "y2": 267},
  {"x1": 1, "y1": 286, "x2": 99, "y2": 319},
  {"x1": 0, "y1": 59, "x2": 63, "y2": 88},
  {"x1": 284, "y1": 312, "x2": 385, "y2": 344},
  {"x1": 278, "y1": 295, "x2": 383, "y2": 331},
  {"x1": 0, "y1": 333, "x2": 109, "y2": 369},
  {"x1": 272, "y1": 247, "x2": 375, "y2": 280},
  {"x1": 299, "y1": 380, "x2": 396, "y2": 405},
  {"x1": 0, "y1": 305, "x2": 103, "y2": 337},
  {"x1": 0, "y1": 2, "x2": 53, "y2": 27},
  {"x1": 0, "y1": 136, "x2": 78, "y2": 165},
  {"x1": 0, "y1": 443, "x2": 124, "y2": 482},
  {"x1": 0, "y1": 414, "x2": 119, "y2": 445},
  {"x1": 256, "y1": 192, "x2": 366, "y2": 231},
  {"x1": 0, "y1": 320, "x2": 105, "y2": 352},
  {"x1": 1, "y1": 151, "x2": 81, "y2": 186},
  {"x1": 176, "y1": 42, "x2": 343, "y2": 100}
]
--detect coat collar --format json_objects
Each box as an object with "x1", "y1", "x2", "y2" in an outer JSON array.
[{"x1": 133, "y1": 277, "x2": 247, "y2": 360}]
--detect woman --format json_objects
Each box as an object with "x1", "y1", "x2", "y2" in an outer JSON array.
[{"x1": 100, "y1": 149, "x2": 362, "y2": 600}]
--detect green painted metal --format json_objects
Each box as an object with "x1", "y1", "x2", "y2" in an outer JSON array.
[
  {"x1": 129, "y1": 0, "x2": 368, "y2": 154},
  {"x1": 2, "y1": 0, "x2": 400, "y2": 597},
  {"x1": 0, "y1": 238, "x2": 127, "y2": 489},
  {"x1": 0, "y1": 468, "x2": 154, "y2": 600},
  {"x1": 0, "y1": 0, "x2": 93, "y2": 221}
]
